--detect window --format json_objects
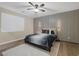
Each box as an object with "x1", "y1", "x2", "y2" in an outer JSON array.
[{"x1": 1, "y1": 13, "x2": 24, "y2": 32}]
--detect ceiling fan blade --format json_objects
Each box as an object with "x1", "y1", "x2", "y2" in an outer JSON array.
[
  {"x1": 39, "y1": 9, "x2": 45, "y2": 12},
  {"x1": 43, "y1": 7, "x2": 56, "y2": 11},
  {"x1": 27, "y1": 8, "x2": 34, "y2": 10},
  {"x1": 40, "y1": 4, "x2": 45, "y2": 7},
  {"x1": 28, "y1": 2, "x2": 35, "y2": 7}
]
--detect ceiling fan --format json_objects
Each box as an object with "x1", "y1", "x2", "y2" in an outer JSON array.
[
  {"x1": 26, "y1": 2, "x2": 46, "y2": 13},
  {"x1": 18, "y1": 2, "x2": 55, "y2": 13}
]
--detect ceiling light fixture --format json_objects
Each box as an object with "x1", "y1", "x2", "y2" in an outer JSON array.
[{"x1": 34, "y1": 9, "x2": 39, "y2": 12}]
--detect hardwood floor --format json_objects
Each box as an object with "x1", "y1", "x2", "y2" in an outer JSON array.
[
  {"x1": 0, "y1": 39, "x2": 24, "y2": 56},
  {"x1": 57, "y1": 41, "x2": 79, "y2": 56},
  {"x1": 0, "y1": 40, "x2": 79, "y2": 56},
  {"x1": 50, "y1": 41, "x2": 60, "y2": 56}
]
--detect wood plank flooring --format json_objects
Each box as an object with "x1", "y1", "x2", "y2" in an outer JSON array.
[
  {"x1": 0, "y1": 40, "x2": 79, "y2": 56},
  {"x1": 57, "y1": 41, "x2": 79, "y2": 56}
]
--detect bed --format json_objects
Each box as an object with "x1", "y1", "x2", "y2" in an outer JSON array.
[{"x1": 24, "y1": 33, "x2": 57, "y2": 51}]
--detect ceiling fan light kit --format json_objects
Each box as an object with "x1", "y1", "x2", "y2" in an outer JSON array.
[{"x1": 34, "y1": 9, "x2": 40, "y2": 12}]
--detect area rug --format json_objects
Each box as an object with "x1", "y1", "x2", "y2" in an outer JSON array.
[{"x1": 2, "y1": 44, "x2": 50, "y2": 56}]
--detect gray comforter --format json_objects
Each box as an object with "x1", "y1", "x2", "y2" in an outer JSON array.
[{"x1": 24, "y1": 33, "x2": 57, "y2": 51}]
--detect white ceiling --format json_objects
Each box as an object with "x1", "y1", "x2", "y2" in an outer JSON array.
[{"x1": 0, "y1": 2, "x2": 79, "y2": 18}]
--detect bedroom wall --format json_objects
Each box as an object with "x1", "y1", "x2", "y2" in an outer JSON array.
[
  {"x1": 0, "y1": 7, "x2": 33, "y2": 44},
  {"x1": 34, "y1": 9, "x2": 79, "y2": 43}
]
